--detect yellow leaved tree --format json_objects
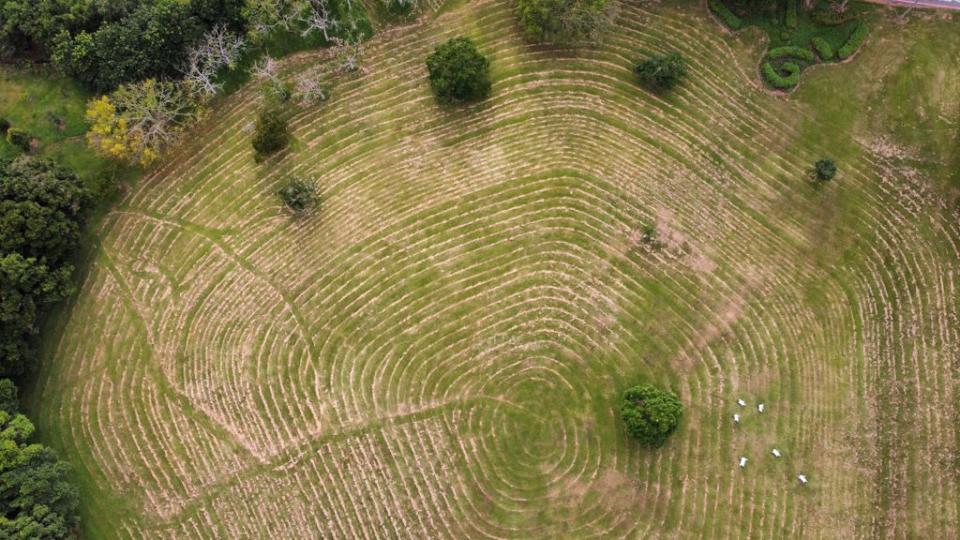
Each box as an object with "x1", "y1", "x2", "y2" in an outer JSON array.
[{"x1": 85, "y1": 79, "x2": 200, "y2": 167}]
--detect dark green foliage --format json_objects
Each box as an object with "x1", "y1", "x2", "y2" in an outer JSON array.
[
  {"x1": 761, "y1": 61, "x2": 800, "y2": 89},
  {"x1": 0, "y1": 156, "x2": 88, "y2": 376},
  {"x1": 711, "y1": 0, "x2": 866, "y2": 88},
  {"x1": 426, "y1": 37, "x2": 491, "y2": 105},
  {"x1": 811, "y1": 37, "x2": 833, "y2": 60},
  {"x1": 814, "y1": 158, "x2": 837, "y2": 181},
  {"x1": 621, "y1": 384, "x2": 682, "y2": 447},
  {"x1": 837, "y1": 21, "x2": 868, "y2": 60},
  {"x1": 516, "y1": 0, "x2": 613, "y2": 43},
  {"x1": 785, "y1": 0, "x2": 797, "y2": 28},
  {"x1": 53, "y1": 1, "x2": 205, "y2": 92},
  {"x1": 278, "y1": 177, "x2": 317, "y2": 213},
  {"x1": 5, "y1": 128, "x2": 32, "y2": 153},
  {"x1": 0, "y1": 378, "x2": 16, "y2": 414},
  {"x1": 0, "y1": 119, "x2": 9, "y2": 135},
  {"x1": 0, "y1": 407, "x2": 80, "y2": 539},
  {"x1": 766, "y1": 45, "x2": 815, "y2": 63},
  {"x1": 252, "y1": 109, "x2": 290, "y2": 162},
  {"x1": 709, "y1": 0, "x2": 742, "y2": 30},
  {"x1": 634, "y1": 53, "x2": 687, "y2": 92}
]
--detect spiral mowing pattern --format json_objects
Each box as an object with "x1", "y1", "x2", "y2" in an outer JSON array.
[{"x1": 31, "y1": 1, "x2": 960, "y2": 537}]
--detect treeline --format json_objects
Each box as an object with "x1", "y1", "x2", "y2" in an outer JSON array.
[
  {"x1": 0, "y1": 155, "x2": 88, "y2": 538},
  {"x1": 0, "y1": 0, "x2": 244, "y2": 92},
  {"x1": 0, "y1": 0, "x2": 369, "y2": 91}
]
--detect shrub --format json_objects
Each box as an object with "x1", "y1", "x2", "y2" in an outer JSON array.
[
  {"x1": 837, "y1": 22, "x2": 868, "y2": 60},
  {"x1": 0, "y1": 118, "x2": 9, "y2": 135},
  {"x1": 621, "y1": 384, "x2": 683, "y2": 447},
  {"x1": 785, "y1": 0, "x2": 798, "y2": 28},
  {"x1": 814, "y1": 158, "x2": 837, "y2": 181},
  {"x1": 251, "y1": 109, "x2": 289, "y2": 162},
  {"x1": 278, "y1": 177, "x2": 318, "y2": 213},
  {"x1": 811, "y1": 37, "x2": 834, "y2": 61},
  {"x1": 766, "y1": 45, "x2": 816, "y2": 63},
  {"x1": 516, "y1": 0, "x2": 614, "y2": 43},
  {"x1": 634, "y1": 52, "x2": 687, "y2": 92},
  {"x1": 426, "y1": 37, "x2": 491, "y2": 105},
  {"x1": 761, "y1": 61, "x2": 800, "y2": 89},
  {"x1": 5, "y1": 128, "x2": 32, "y2": 153},
  {"x1": 709, "y1": 0, "x2": 743, "y2": 30}
]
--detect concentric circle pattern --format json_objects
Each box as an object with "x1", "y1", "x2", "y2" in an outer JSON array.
[{"x1": 31, "y1": 1, "x2": 960, "y2": 538}]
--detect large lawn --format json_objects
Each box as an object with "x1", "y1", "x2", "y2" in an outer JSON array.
[{"x1": 24, "y1": 0, "x2": 960, "y2": 537}]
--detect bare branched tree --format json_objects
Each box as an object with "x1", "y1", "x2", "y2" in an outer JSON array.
[
  {"x1": 300, "y1": 0, "x2": 339, "y2": 40},
  {"x1": 245, "y1": 0, "x2": 308, "y2": 37},
  {"x1": 295, "y1": 71, "x2": 331, "y2": 104},
  {"x1": 183, "y1": 24, "x2": 246, "y2": 98},
  {"x1": 330, "y1": 36, "x2": 365, "y2": 76},
  {"x1": 832, "y1": 0, "x2": 850, "y2": 16}
]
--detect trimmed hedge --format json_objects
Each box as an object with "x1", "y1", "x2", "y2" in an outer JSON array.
[
  {"x1": 709, "y1": 0, "x2": 742, "y2": 31},
  {"x1": 785, "y1": 0, "x2": 798, "y2": 29},
  {"x1": 762, "y1": 61, "x2": 801, "y2": 89},
  {"x1": 811, "y1": 37, "x2": 834, "y2": 61},
  {"x1": 766, "y1": 46, "x2": 816, "y2": 63},
  {"x1": 838, "y1": 22, "x2": 868, "y2": 60}
]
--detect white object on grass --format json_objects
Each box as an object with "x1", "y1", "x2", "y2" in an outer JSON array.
[
  {"x1": 758, "y1": 403, "x2": 765, "y2": 413},
  {"x1": 771, "y1": 448, "x2": 781, "y2": 458},
  {"x1": 733, "y1": 414, "x2": 741, "y2": 424},
  {"x1": 737, "y1": 399, "x2": 746, "y2": 407},
  {"x1": 739, "y1": 456, "x2": 748, "y2": 468},
  {"x1": 798, "y1": 474, "x2": 808, "y2": 485}
]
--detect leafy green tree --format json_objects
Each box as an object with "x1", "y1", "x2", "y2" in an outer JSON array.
[
  {"x1": 0, "y1": 157, "x2": 88, "y2": 376},
  {"x1": 0, "y1": 253, "x2": 74, "y2": 375},
  {"x1": 252, "y1": 108, "x2": 290, "y2": 162},
  {"x1": 0, "y1": 378, "x2": 17, "y2": 415},
  {"x1": 515, "y1": 0, "x2": 614, "y2": 44},
  {"x1": 814, "y1": 158, "x2": 836, "y2": 182},
  {"x1": 0, "y1": 407, "x2": 80, "y2": 539},
  {"x1": 278, "y1": 177, "x2": 317, "y2": 213},
  {"x1": 634, "y1": 52, "x2": 687, "y2": 92},
  {"x1": 621, "y1": 383, "x2": 682, "y2": 447},
  {"x1": 425, "y1": 37, "x2": 491, "y2": 105},
  {"x1": 54, "y1": 0, "x2": 204, "y2": 91}
]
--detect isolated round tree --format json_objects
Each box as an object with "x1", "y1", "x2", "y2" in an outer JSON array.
[
  {"x1": 621, "y1": 384, "x2": 682, "y2": 446},
  {"x1": 426, "y1": 37, "x2": 491, "y2": 105},
  {"x1": 635, "y1": 52, "x2": 687, "y2": 91},
  {"x1": 814, "y1": 158, "x2": 837, "y2": 181}
]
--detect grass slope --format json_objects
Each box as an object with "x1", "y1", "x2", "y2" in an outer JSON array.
[{"x1": 25, "y1": 0, "x2": 960, "y2": 537}]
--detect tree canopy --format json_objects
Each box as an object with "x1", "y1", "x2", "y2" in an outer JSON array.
[
  {"x1": 621, "y1": 384, "x2": 683, "y2": 447},
  {"x1": 515, "y1": 0, "x2": 614, "y2": 44},
  {"x1": 0, "y1": 385, "x2": 79, "y2": 539},
  {"x1": 0, "y1": 157, "x2": 88, "y2": 376},
  {"x1": 425, "y1": 37, "x2": 491, "y2": 105},
  {"x1": 634, "y1": 53, "x2": 687, "y2": 92}
]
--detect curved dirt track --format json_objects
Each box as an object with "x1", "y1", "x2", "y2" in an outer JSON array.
[{"x1": 30, "y1": 0, "x2": 960, "y2": 537}]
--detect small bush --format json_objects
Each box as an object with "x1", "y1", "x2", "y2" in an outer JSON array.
[
  {"x1": 634, "y1": 53, "x2": 687, "y2": 92},
  {"x1": 814, "y1": 158, "x2": 837, "y2": 181},
  {"x1": 252, "y1": 109, "x2": 289, "y2": 162},
  {"x1": 811, "y1": 37, "x2": 834, "y2": 61},
  {"x1": 0, "y1": 118, "x2": 9, "y2": 135},
  {"x1": 761, "y1": 61, "x2": 801, "y2": 89},
  {"x1": 426, "y1": 37, "x2": 491, "y2": 105},
  {"x1": 5, "y1": 128, "x2": 33, "y2": 153},
  {"x1": 709, "y1": 0, "x2": 742, "y2": 30},
  {"x1": 278, "y1": 177, "x2": 318, "y2": 213},
  {"x1": 766, "y1": 46, "x2": 816, "y2": 63},
  {"x1": 621, "y1": 384, "x2": 683, "y2": 447},
  {"x1": 837, "y1": 22, "x2": 868, "y2": 60},
  {"x1": 785, "y1": 0, "x2": 798, "y2": 28}
]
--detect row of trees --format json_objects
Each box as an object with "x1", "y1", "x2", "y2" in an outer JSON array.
[{"x1": 0, "y1": 156, "x2": 88, "y2": 537}]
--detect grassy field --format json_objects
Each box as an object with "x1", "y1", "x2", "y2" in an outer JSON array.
[{"x1": 23, "y1": 0, "x2": 960, "y2": 537}]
